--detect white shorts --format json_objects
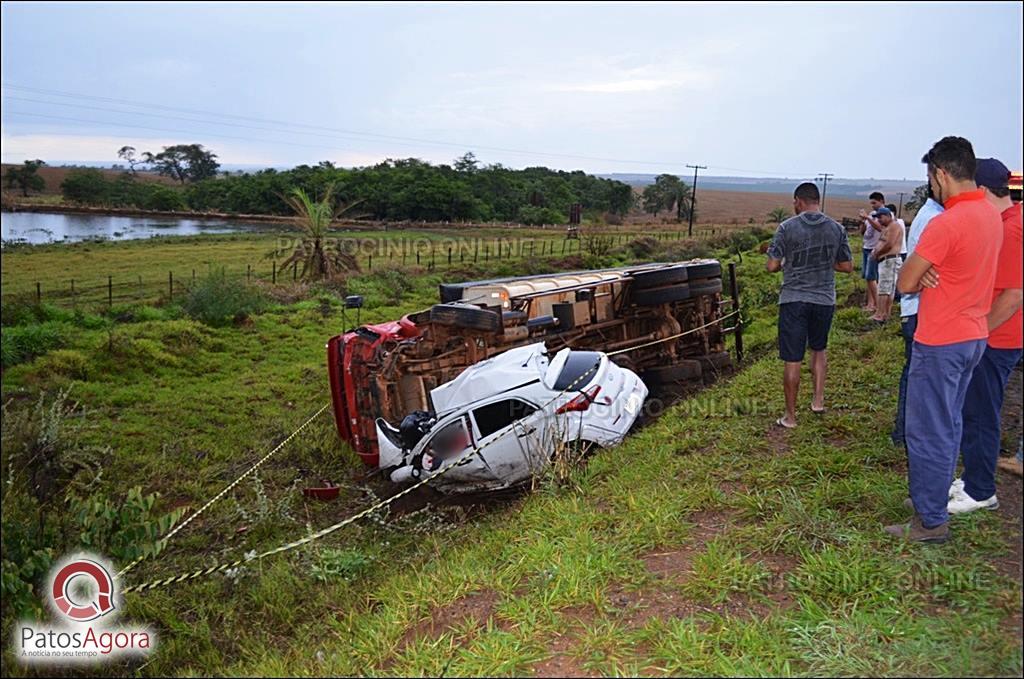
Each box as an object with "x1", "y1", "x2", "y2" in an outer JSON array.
[{"x1": 878, "y1": 256, "x2": 901, "y2": 296}]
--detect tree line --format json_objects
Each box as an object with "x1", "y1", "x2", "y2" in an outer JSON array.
[{"x1": 36, "y1": 147, "x2": 639, "y2": 224}]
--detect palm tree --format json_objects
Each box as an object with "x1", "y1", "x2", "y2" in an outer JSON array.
[
  {"x1": 767, "y1": 207, "x2": 789, "y2": 224},
  {"x1": 278, "y1": 185, "x2": 361, "y2": 281}
]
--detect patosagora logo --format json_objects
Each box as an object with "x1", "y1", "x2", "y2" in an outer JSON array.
[
  {"x1": 50, "y1": 558, "x2": 116, "y2": 622},
  {"x1": 13, "y1": 553, "x2": 154, "y2": 665}
]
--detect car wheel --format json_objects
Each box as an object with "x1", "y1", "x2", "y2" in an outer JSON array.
[
  {"x1": 429, "y1": 303, "x2": 501, "y2": 332},
  {"x1": 630, "y1": 265, "x2": 689, "y2": 290},
  {"x1": 686, "y1": 278, "x2": 723, "y2": 297},
  {"x1": 641, "y1": 359, "x2": 702, "y2": 384},
  {"x1": 631, "y1": 283, "x2": 691, "y2": 306},
  {"x1": 684, "y1": 261, "x2": 722, "y2": 280}
]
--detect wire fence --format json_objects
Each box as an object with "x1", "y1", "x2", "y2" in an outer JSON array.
[{"x1": 1, "y1": 227, "x2": 750, "y2": 309}]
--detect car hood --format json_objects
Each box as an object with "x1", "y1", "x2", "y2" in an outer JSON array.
[{"x1": 430, "y1": 342, "x2": 549, "y2": 415}]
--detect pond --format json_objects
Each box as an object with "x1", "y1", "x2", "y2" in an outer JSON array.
[{"x1": 0, "y1": 211, "x2": 275, "y2": 245}]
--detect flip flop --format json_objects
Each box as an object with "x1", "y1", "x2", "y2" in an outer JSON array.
[
  {"x1": 811, "y1": 407, "x2": 826, "y2": 415},
  {"x1": 775, "y1": 417, "x2": 797, "y2": 429}
]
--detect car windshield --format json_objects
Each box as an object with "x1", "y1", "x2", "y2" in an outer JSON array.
[{"x1": 552, "y1": 351, "x2": 601, "y2": 391}]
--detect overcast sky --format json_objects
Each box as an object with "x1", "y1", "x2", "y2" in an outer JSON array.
[{"x1": 2, "y1": 2, "x2": 1022, "y2": 179}]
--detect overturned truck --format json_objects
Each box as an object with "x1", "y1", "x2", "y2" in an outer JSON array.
[{"x1": 327, "y1": 258, "x2": 742, "y2": 472}]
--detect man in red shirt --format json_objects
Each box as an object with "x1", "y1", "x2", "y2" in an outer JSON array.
[
  {"x1": 947, "y1": 158, "x2": 1023, "y2": 513},
  {"x1": 886, "y1": 137, "x2": 1003, "y2": 543}
]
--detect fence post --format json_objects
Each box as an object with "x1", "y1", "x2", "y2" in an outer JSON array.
[
  {"x1": 272, "y1": 261, "x2": 277, "y2": 284},
  {"x1": 448, "y1": 247, "x2": 452, "y2": 266},
  {"x1": 169, "y1": 271, "x2": 173, "y2": 301},
  {"x1": 36, "y1": 282, "x2": 41, "y2": 304},
  {"x1": 247, "y1": 264, "x2": 251, "y2": 282},
  {"x1": 108, "y1": 276, "x2": 113, "y2": 307},
  {"x1": 368, "y1": 254, "x2": 373, "y2": 271},
  {"x1": 416, "y1": 251, "x2": 421, "y2": 265},
  {"x1": 729, "y1": 262, "x2": 744, "y2": 364},
  {"x1": 71, "y1": 279, "x2": 75, "y2": 299}
]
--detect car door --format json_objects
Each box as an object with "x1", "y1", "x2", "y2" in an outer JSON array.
[{"x1": 469, "y1": 398, "x2": 543, "y2": 485}]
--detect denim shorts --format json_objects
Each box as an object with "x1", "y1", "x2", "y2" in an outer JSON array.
[
  {"x1": 862, "y1": 248, "x2": 879, "y2": 281},
  {"x1": 778, "y1": 302, "x2": 835, "y2": 362}
]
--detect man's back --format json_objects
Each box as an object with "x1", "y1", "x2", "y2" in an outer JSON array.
[
  {"x1": 915, "y1": 190, "x2": 1003, "y2": 345},
  {"x1": 768, "y1": 211, "x2": 852, "y2": 306}
]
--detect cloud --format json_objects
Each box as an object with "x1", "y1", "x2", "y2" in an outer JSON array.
[{"x1": 548, "y1": 79, "x2": 683, "y2": 94}]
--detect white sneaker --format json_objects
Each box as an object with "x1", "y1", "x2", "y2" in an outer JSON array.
[
  {"x1": 947, "y1": 492, "x2": 999, "y2": 514},
  {"x1": 949, "y1": 478, "x2": 965, "y2": 499}
]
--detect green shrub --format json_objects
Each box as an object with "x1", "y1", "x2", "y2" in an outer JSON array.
[
  {"x1": 517, "y1": 205, "x2": 564, "y2": 225},
  {"x1": 183, "y1": 271, "x2": 266, "y2": 327},
  {"x1": 0, "y1": 322, "x2": 66, "y2": 367},
  {"x1": 60, "y1": 168, "x2": 111, "y2": 205},
  {"x1": 72, "y1": 487, "x2": 186, "y2": 563},
  {"x1": 310, "y1": 548, "x2": 373, "y2": 583},
  {"x1": 138, "y1": 185, "x2": 187, "y2": 211},
  {"x1": 105, "y1": 334, "x2": 179, "y2": 368},
  {"x1": 34, "y1": 349, "x2": 91, "y2": 381}
]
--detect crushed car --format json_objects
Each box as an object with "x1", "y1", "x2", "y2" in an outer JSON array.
[{"x1": 375, "y1": 342, "x2": 648, "y2": 492}]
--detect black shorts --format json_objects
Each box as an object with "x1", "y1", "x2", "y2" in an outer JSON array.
[{"x1": 778, "y1": 302, "x2": 835, "y2": 362}]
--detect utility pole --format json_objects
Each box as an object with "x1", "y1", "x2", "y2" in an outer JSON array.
[
  {"x1": 897, "y1": 192, "x2": 905, "y2": 218},
  {"x1": 817, "y1": 173, "x2": 834, "y2": 213},
  {"x1": 685, "y1": 164, "x2": 707, "y2": 237}
]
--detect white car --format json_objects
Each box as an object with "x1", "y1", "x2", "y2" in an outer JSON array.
[{"x1": 376, "y1": 342, "x2": 649, "y2": 493}]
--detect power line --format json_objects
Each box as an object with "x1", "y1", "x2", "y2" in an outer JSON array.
[
  {"x1": 1, "y1": 83, "x2": 824, "y2": 178},
  {"x1": 1, "y1": 85, "x2": 688, "y2": 169}
]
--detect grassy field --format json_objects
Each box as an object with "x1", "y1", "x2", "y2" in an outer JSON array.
[
  {"x1": 0, "y1": 225, "x2": 747, "y2": 307},
  {"x1": 1, "y1": 228, "x2": 1020, "y2": 676}
]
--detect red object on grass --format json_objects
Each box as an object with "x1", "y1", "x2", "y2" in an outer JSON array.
[{"x1": 303, "y1": 485, "x2": 340, "y2": 501}]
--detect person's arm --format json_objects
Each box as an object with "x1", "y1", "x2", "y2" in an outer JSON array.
[
  {"x1": 871, "y1": 226, "x2": 890, "y2": 259},
  {"x1": 766, "y1": 223, "x2": 785, "y2": 273},
  {"x1": 988, "y1": 288, "x2": 1024, "y2": 332},
  {"x1": 897, "y1": 253, "x2": 939, "y2": 294},
  {"x1": 834, "y1": 228, "x2": 853, "y2": 272}
]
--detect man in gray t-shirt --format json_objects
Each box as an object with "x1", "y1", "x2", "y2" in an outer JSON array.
[{"x1": 766, "y1": 182, "x2": 853, "y2": 428}]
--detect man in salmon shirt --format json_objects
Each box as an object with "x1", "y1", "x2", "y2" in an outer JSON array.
[
  {"x1": 946, "y1": 158, "x2": 1023, "y2": 514},
  {"x1": 886, "y1": 136, "x2": 1003, "y2": 543}
]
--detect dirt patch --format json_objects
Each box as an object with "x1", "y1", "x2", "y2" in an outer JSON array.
[
  {"x1": 392, "y1": 589, "x2": 502, "y2": 657},
  {"x1": 641, "y1": 510, "x2": 738, "y2": 582},
  {"x1": 764, "y1": 424, "x2": 793, "y2": 456},
  {"x1": 642, "y1": 550, "x2": 696, "y2": 581},
  {"x1": 717, "y1": 480, "x2": 748, "y2": 496},
  {"x1": 604, "y1": 584, "x2": 791, "y2": 631},
  {"x1": 531, "y1": 604, "x2": 602, "y2": 678}
]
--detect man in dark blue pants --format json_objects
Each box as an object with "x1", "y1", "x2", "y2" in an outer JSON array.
[
  {"x1": 948, "y1": 158, "x2": 1024, "y2": 513},
  {"x1": 886, "y1": 137, "x2": 1003, "y2": 543}
]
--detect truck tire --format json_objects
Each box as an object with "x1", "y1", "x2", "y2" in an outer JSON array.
[
  {"x1": 687, "y1": 279, "x2": 723, "y2": 297},
  {"x1": 641, "y1": 360, "x2": 702, "y2": 384},
  {"x1": 429, "y1": 303, "x2": 501, "y2": 332},
  {"x1": 630, "y1": 265, "x2": 689, "y2": 290},
  {"x1": 685, "y1": 261, "x2": 722, "y2": 280},
  {"x1": 698, "y1": 351, "x2": 732, "y2": 373},
  {"x1": 632, "y1": 283, "x2": 691, "y2": 306}
]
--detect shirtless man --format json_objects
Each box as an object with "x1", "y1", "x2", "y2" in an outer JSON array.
[{"x1": 868, "y1": 207, "x2": 904, "y2": 322}]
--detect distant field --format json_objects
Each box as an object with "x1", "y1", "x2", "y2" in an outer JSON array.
[
  {"x1": 630, "y1": 188, "x2": 894, "y2": 225},
  {"x1": 1, "y1": 164, "x2": 174, "y2": 194}
]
